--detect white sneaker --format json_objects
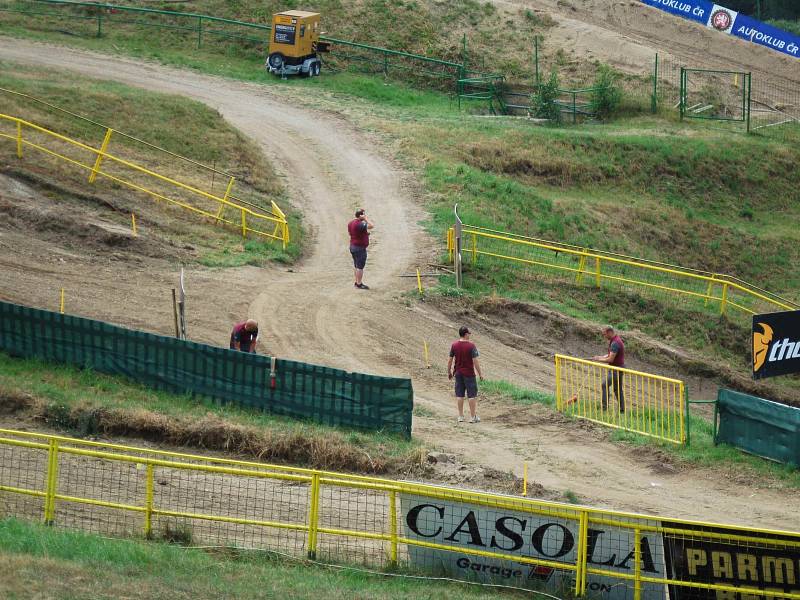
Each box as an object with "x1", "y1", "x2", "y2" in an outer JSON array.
[
  {"x1": 469, "y1": 415, "x2": 480, "y2": 424},
  {"x1": 457, "y1": 415, "x2": 465, "y2": 423}
]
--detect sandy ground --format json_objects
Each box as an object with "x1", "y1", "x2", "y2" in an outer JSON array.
[
  {"x1": 496, "y1": 0, "x2": 800, "y2": 85},
  {"x1": 0, "y1": 38, "x2": 797, "y2": 532}
]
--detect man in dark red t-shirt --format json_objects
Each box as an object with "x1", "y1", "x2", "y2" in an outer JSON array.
[
  {"x1": 347, "y1": 208, "x2": 374, "y2": 290},
  {"x1": 447, "y1": 326, "x2": 484, "y2": 424},
  {"x1": 593, "y1": 325, "x2": 625, "y2": 412},
  {"x1": 229, "y1": 319, "x2": 259, "y2": 353}
]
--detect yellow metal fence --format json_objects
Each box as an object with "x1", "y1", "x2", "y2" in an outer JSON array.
[
  {"x1": 555, "y1": 354, "x2": 687, "y2": 444},
  {"x1": 447, "y1": 225, "x2": 797, "y2": 323},
  {"x1": 1, "y1": 427, "x2": 798, "y2": 599},
  {"x1": 0, "y1": 113, "x2": 290, "y2": 248}
]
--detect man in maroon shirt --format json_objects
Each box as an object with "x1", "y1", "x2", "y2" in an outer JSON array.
[
  {"x1": 447, "y1": 326, "x2": 484, "y2": 423},
  {"x1": 229, "y1": 319, "x2": 259, "y2": 353},
  {"x1": 347, "y1": 208, "x2": 374, "y2": 290},
  {"x1": 593, "y1": 325, "x2": 625, "y2": 412}
]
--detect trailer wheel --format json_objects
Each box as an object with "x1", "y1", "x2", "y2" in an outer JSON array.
[{"x1": 267, "y1": 52, "x2": 285, "y2": 71}]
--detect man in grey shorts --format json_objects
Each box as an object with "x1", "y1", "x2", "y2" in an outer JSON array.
[
  {"x1": 347, "y1": 208, "x2": 374, "y2": 290},
  {"x1": 447, "y1": 326, "x2": 484, "y2": 423}
]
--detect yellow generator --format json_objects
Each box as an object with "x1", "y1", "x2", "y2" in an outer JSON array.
[{"x1": 266, "y1": 10, "x2": 330, "y2": 77}]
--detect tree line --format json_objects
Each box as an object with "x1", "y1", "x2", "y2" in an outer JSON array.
[{"x1": 723, "y1": 0, "x2": 800, "y2": 20}]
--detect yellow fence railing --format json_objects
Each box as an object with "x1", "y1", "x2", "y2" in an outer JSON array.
[
  {"x1": 0, "y1": 113, "x2": 290, "y2": 248},
  {"x1": 447, "y1": 225, "x2": 797, "y2": 322},
  {"x1": 0, "y1": 427, "x2": 798, "y2": 598},
  {"x1": 555, "y1": 354, "x2": 687, "y2": 444}
]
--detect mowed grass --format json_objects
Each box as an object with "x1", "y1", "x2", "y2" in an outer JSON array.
[
  {"x1": 0, "y1": 61, "x2": 302, "y2": 263},
  {"x1": 0, "y1": 519, "x2": 530, "y2": 600},
  {"x1": 0, "y1": 352, "x2": 424, "y2": 474}
]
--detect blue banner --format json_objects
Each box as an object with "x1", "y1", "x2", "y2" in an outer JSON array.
[{"x1": 641, "y1": 0, "x2": 800, "y2": 59}]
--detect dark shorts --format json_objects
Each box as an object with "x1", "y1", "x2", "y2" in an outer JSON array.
[
  {"x1": 350, "y1": 247, "x2": 367, "y2": 270},
  {"x1": 454, "y1": 373, "x2": 478, "y2": 399}
]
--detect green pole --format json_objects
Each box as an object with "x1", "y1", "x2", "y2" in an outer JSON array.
[
  {"x1": 534, "y1": 36, "x2": 540, "y2": 86},
  {"x1": 746, "y1": 72, "x2": 752, "y2": 134},
  {"x1": 679, "y1": 67, "x2": 685, "y2": 122},
  {"x1": 197, "y1": 16, "x2": 202, "y2": 49},
  {"x1": 651, "y1": 53, "x2": 659, "y2": 114},
  {"x1": 756, "y1": 0, "x2": 761, "y2": 20},
  {"x1": 96, "y1": 10, "x2": 102, "y2": 37},
  {"x1": 573, "y1": 91, "x2": 576, "y2": 124}
]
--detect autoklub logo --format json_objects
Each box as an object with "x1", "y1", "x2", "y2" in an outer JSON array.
[{"x1": 710, "y1": 8, "x2": 733, "y2": 31}]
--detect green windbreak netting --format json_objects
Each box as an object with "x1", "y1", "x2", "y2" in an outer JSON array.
[
  {"x1": 0, "y1": 301, "x2": 413, "y2": 438},
  {"x1": 716, "y1": 389, "x2": 800, "y2": 467}
]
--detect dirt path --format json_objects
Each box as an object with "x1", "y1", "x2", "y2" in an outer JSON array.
[{"x1": 1, "y1": 38, "x2": 797, "y2": 532}]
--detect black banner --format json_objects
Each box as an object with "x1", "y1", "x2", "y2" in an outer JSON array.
[
  {"x1": 663, "y1": 521, "x2": 800, "y2": 600},
  {"x1": 752, "y1": 310, "x2": 800, "y2": 380},
  {"x1": 274, "y1": 24, "x2": 296, "y2": 45}
]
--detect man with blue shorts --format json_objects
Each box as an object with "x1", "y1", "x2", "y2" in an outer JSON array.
[{"x1": 447, "y1": 326, "x2": 484, "y2": 423}]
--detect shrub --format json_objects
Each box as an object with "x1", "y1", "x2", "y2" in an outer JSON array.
[
  {"x1": 530, "y1": 70, "x2": 561, "y2": 122},
  {"x1": 590, "y1": 64, "x2": 623, "y2": 119}
]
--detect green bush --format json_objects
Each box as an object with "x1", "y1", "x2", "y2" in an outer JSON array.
[
  {"x1": 590, "y1": 64, "x2": 623, "y2": 119},
  {"x1": 530, "y1": 69, "x2": 561, "y2": 122}
]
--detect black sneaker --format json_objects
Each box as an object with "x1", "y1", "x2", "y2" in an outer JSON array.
[{"x1": 357, "y1": 283, "x2": 370, "y2": 290}]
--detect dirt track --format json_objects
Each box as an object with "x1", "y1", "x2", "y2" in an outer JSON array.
[{"x1": 1, "y1": 38, "x2": 798, "y2": 532}]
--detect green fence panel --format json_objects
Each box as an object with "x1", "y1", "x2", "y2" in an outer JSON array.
[
  {"x1": 715, "y1": 388, "x2": 800, "y2": 467},
  {"x1": 0, "y1": 301, "x2": 413, "y2": 437}
]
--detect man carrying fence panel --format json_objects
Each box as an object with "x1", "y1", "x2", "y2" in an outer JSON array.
[{"x1": 593, "y1": 325, "x2": 625, "y2": 413}]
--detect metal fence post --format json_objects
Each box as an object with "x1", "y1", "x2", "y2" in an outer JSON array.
[
  {"x1": 144, "y1": 464, "x2": 154, "y2": 538},
  {"x1": 454, "y1": 205, "x2": 463, "y2": 288},
  {"x1": 634, "y1": 527, "x2": 643, "y2": 600},
  {"x1": 89, "y1": 127, "x2": 114, "y2": 184},
  {"x1": 555, "y1": 356, "x2": 562, "y2": 409},
  {"x1": 388, "y1": 490, "x2": 398, "y2": 568},
  {"x1": 197, "y1": 16, "x2": 203, "y2": 49},
  {"x1": 746, "y1": 72, "x2": 752, "y2": 134},
  {"x1": 16, "y1": 121, "x2": 23, "y2": 158},
  {"x1": 595, "y1": 257, "x2": 601, "y2": 288},
  {"x1": 96, "y1": 9, "x2": 103, "y2": 38},
  {"x1": 534, "y1": 36, "x2": 540, "y2": 86},
  {"x1": 307, "y1": 473, "x2": 320, "y2": 559},
  {"x1": 679, "y1": 67, "x2": 685, "y2": 122},
  {"x1": 651, "y1": 53, "x2": 659, "y2": 114},
  {"x1": 720, "y1": 282, "x2": 729, "y2": 315},
  {"x1": 575, "y1": 510, "x2": 589, "y2": 596},
  {"x1": 683, "y1": 384, "x2": 690, "y2": 446},
  {"x1": 241, "y1": 208, "x2": 247, "y2": 239},
  {"x1": 43, "y1": 439, "x2": 59, "y2": 525}
]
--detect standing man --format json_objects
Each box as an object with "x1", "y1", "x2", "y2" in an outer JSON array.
[
  {"x1": 229, "y1": 319, "x2": 259, "y2": 353},
  {"x1": 447, "y1": 326, "x2": 484, "y2": 423},
  {"x1": 348, "y1": 208, "x2": 374, "y2": 290},
  {"x1": 593, "y1": 325, "x2": 625, "y2": 412}
]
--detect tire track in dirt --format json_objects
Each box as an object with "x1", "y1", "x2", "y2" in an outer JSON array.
[{"x1": 1, "y1": 38, "x2": 797, "y2": 531}]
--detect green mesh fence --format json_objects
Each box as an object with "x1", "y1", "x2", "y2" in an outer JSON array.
[{"x1": 0, "y1": 301, "x2": 413, "y2": 438}]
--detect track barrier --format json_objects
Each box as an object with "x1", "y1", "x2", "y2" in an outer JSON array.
[
  {"x1": 0, "y1": 426, "x2": 798, "y2": 597},
  {"x1": 447, "y1": 224, "x2": 797, "y2": 324},
  {"x1": 0, "y1": 111, "x2": 290, "y2": 248},
  {"x1": 0, "y1": 300, "x2": 413, "y2": 437},
  {"x1": 555, "y1": 354, "x2": 687, "y2": 445}
]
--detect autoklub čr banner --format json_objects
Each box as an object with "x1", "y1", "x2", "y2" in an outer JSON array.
[{"x1": 640, "y1": 0, "x2": 800, "y2": 59}]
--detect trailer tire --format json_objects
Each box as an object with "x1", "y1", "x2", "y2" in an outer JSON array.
[{"x1": 267, "y1": 52, "x2": 285, "y2": 71}]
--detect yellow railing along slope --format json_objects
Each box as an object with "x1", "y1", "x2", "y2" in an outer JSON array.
[
  {"x1": 0, "y1": 427, "x2": 798, "y2": 599},
  {"x1": 0, "y1": 112, "x2": 289, "y2": 248},
  {"x1": 447, "y1": 224, "x2": 797, "y2": 322}
]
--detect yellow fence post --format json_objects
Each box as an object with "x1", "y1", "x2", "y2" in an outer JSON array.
[
  {"x1": 43, "y1": 439, "x2": 59, "y2": 525},
  {"x1": 576, "y1": 251, "x2": 587, "y2": 284},
  {"x1": 423, "y1": 340, "x2": 430, "y2": 368},
  {"x1": 215, "y1": 176, "x2": 236, "y2": 223},
  {"x1": 241, "y1": 209, "x2": 247, "y2": 239},
  {"x1": 307, "y1": 473, "x2": 320, "y2": 559},
  {"x1": 131, "y1": 213, "x2": 137, "y2": 237},
  {"x1": 416, "y1": 268, "x2": 423, "y2": 297},
  {"x1": 16, "y1": 120, "x2": 23, "y2": 158},
  {"x1": 575, "y1": 510, "x2": 589, "y2": 596},
  {"x1": 144, "y1": 464, "x2": 154, "y2": 538},
  {"x1": 88, "y1": 127, "x2": 114, "y2": 184},
  {"x1": 555, "y1": 356, "x2": 562, "y2": 410},
  {"x1": 389, "y1": 490, "x2": 398, "y2": 568},
  {"x1": 595, "y1": 257, "x2": 601, "y2": 288},
  {"x1": 471, "y1": 232, "x2": 477, "y2": 264},
  {"x1": 634, "y1": 527, "x2": 643, "y2": 600},
  {"x1": 59, "y1": 288, "x2": 65, "y2": 315},
  {"x1": 720, "y1": 282, "x2": 729, "y2": 315},
  {"x1": 522, "y1": 462, "x2": 528, "y2": 496}
]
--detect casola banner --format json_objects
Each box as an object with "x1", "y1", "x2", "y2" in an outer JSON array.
[
  {"x1": 752, "y1": 310, "x2": 800, "y2": 380},
  {"x1": 640, "y1": 1, "x2": 800, "y2": 59}
]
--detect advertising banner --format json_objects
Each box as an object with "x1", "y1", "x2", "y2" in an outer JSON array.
[
  {"x1": 640, "y1": 0, "x2": 800, "y2": 58},
  {"x1": 752, "y1": 310, "x2": 800, "y2": 379},
  {"x1": 400, "y1": 492, "x2": 668, "y2": 597},
  {"x1": 662, "y1": 521, "x2": 800, "y2": 600}
]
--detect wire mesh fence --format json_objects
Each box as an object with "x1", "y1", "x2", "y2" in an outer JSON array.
[
  {"x1": 447, "y1": 225, "x2": 798, "y2": 327},
  {"x1": 1, "y1": 427, "x2": 799, "y2": 598},
  {"x1": 555, "y1": 354, "x2": 687, "y2": 444}
]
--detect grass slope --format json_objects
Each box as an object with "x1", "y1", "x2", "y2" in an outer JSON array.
[
  {"x1": 0, "y1": 352, "x2": 425, "y2": 474},
  {"x1": 0, "y1": 519, "x2": 529, "y2": 599}
]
